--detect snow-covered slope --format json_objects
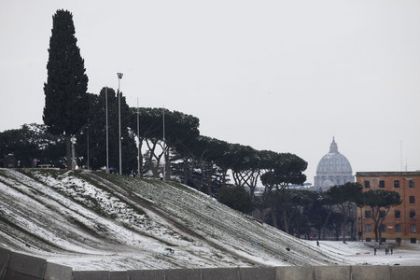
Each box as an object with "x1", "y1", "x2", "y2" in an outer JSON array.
[{"x1": 0, "y1": 169, "x2": 343, "y2": 270}]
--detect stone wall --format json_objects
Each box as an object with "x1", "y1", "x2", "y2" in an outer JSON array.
[{"x1": 0, "y1": 247, "x2": 419, "y2": 280}]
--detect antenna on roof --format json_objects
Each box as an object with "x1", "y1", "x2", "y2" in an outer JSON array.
[{"x1": 400, "y1": 140, "x2": 403, "y2": 172}]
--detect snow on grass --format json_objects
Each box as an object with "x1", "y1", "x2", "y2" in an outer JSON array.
[
  {"x1": 306, "y1": 240, "x2": 420, "y2": 266},
  {"x1": 0, "y1": 169, "x2": 252, "y2": 270},
  {"x1": 103, "y1": 175, "x2": 341, "y2": 266},
  {"x1": 31, "y1": 171, "x2": 223, "y2": 247},
  {"x1": 6, "y1": 169, "x2": 419, "y2": 271},
  {"x1": 0, "y1": 173, "x2": 104, "y2": 255}
]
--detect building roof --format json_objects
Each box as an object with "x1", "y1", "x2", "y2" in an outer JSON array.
[{"x1": 356, "y1": 171, "x2": 420, "y2": 177}]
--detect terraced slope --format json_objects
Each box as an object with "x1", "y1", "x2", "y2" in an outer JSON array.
[{"x1": 0, "y1": 169, "x2": 343, "y2": 270}]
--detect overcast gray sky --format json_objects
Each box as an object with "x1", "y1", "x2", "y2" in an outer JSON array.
[{"x1": 1, "y1": 0, "x2": 419, "y2": 182}]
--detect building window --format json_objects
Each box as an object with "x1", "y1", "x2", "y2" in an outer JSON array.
[
  {"x1": 364, "y1": 224, "x2": 372, "y2": 232},
  {"x1": 379, "y1": 210, "x2": 386, "y2": 218},
  {"x1": 365, "y1": 210, "x2": 372, "y2": 218},
  {"x1": 379, "y1": 180, "x2": 385, "y2": 188},
  {"x1": 379, "y1": 224, "x2": 386, "y2": 232},
  {"x1": 394, "y1": 180, "x2": 400, "y2": 188},
  {"x1": 409, "y1": 180, "x2": 415, "y2": 188},
  {"x1": 395, "y1": 224, "x2": 401, "y2": 232},
  {"x1": 410, "y1": 238, "x2": 417, "y2": 244},
  {"x1": 409, "y1": 210, "x2": 416, "y2": 219},
  {"x1": 409, "y1": 196, "x2": 416, "y2": 204},
  {"x1": 380, "y1": 237, "x2": 386, "y2": 243},
  {"x1": 396, "y1": 238, "x2": 402, "y2": 244},
  {"x1": 395, "y1": 210, "x2": 401, "y2": 219},
  {"x1": 410, "y1": 224, "x2": 417, "y2": 233},
  {"x1": 366, "y1": 238, "x2": 372, "y2": 242},
  {"x1": 364, "y1": 180, "x2": 370, "y2": 188}
]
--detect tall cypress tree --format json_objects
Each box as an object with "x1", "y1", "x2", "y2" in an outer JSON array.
[{"x1": 43, "y1": 10, "x2": 88, "y2": 168}]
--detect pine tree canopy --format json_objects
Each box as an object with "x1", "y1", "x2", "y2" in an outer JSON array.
[{"x1": 43, "y1": 9, "x2": 88, "y2": 136}]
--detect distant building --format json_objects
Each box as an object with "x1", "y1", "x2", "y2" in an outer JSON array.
[
  {"x1": 289, "y1": 182, "x2": 314, "y2": 190},
  {"x1": 314, "y1": 138, "x2": 354, "y2": 191},
  {"x1": 356, "y1": 171, "x2": 420, "y2": 245}
]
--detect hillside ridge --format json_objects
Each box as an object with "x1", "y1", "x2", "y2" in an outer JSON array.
[{"x1": 0, "y1": 168, "x2": 342, "y2": 270}]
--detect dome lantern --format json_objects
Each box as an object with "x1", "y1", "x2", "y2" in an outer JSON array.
[{"x1": 329, "y1": 137, "x2": 338, "y2": 153}]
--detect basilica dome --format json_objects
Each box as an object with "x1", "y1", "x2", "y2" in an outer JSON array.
[{"x1": 314, "y1": 138, "x2": 354, "y2": 191}]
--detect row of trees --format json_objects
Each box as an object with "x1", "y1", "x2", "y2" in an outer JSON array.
[
  {"x1": 244, "y1": 182, "x2": 401, "y2": 242},
  {"x1": 325, "y1": 183, "x2": 401, "y2": 242},
  {"x1": 0, "y1": 122, "x2": 401, "y2": 242}
]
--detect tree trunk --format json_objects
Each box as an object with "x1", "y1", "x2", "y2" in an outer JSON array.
[
  {"x1": 341, "y1": 222, "x2": 347, "y2": 243},
  {"x1": 65, "y1": 135, "x2": 72, "y2": 169},
  {"x1": 221, "y1": 169, "x2": 227, "y2": 186},
  {"x1": 164, "y1": 148, "x2": 170, "y2": 180},
  {"x1": 374, "y1": 223, "x2": 379, "y2": 242},
  {"x1": 282, "y1": 209, "x2": 290, "y2": 233},
  {"x1": 206, "y1": 163, "x2": 213, "y2": 196},
  {"x1": 183, "y1": 159, "x2": 190, "y2": 184},
  {"x1": 335, "y1": 225, "x2": 340, "y2": 240},
  {"x1": 350, "y1": 220, "x2": 355, "y2": 240},
  {"x1": 271, "y1": 210, "x2": 279, "y2": 228},
  {"x1": 138, "y1": 139, "x2": 143, "y2": 178},
  {"x1": 341, "y1": 210, "x2": 348, "y2": 243},
  {"x1": 321, "y1": 210, "x2": 332, "y2": 240}
]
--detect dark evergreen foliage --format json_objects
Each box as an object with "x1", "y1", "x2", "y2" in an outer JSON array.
[
  {"x1": 0, "y1": 124, "x2": 65, "y2": 167},
  {"x1": 260, "y1": 153, "x2": 307, "y2": 191},
  {"x1": 76, "y1": 89, "x2": 137, "y2": 174},
  {"x1": 325, "y1": 183, "x2": 363, "y2": 242},
  {"x1": 218, "y1": 185, "x2": 253, "y2": 214},
  {"x1": 43, "y1": 10, "x2": 88, "y2": 136}
]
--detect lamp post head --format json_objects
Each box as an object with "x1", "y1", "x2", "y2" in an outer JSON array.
[{"x1": 117, "y1": 73, "x2": 123, "y2": 79}]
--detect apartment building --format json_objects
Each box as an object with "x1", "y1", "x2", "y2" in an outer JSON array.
[{"x1": 356, "y1": 171, "x2": 420, "y2": 244}]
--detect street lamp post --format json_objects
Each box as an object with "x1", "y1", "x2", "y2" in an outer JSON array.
[
  {"x1": 162, "y1": 108, "x2": 166, "y2": 180},
  {"x1": 105, "y1": 87, "x2": 109, "y2": 173},
  {"x1": 117, "y1": 73, "x2": 123, "y2": 175},
  {"x1": 137, "y1": 97, "x2": 141, "y2": 177}
]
